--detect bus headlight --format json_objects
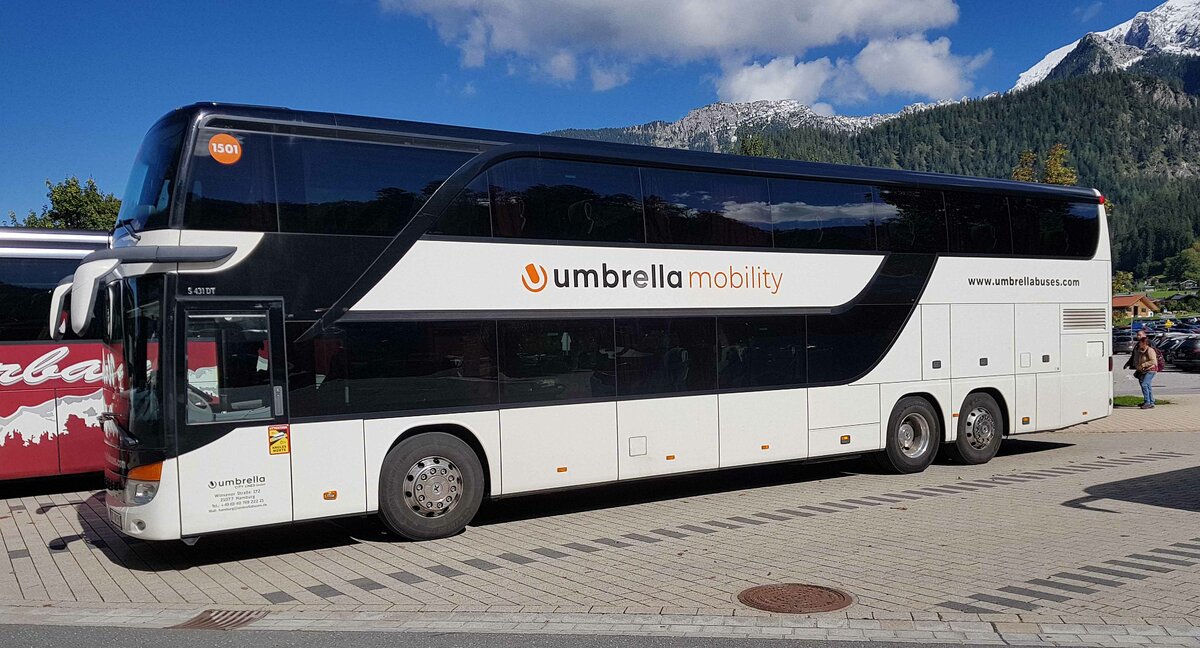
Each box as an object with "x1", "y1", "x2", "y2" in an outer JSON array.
[
  {"x1": 125, "y1": 462, "x2": 163, "y2": 505},
  {"x1": 126, "y1": 480, "x2": 159, "y2": 505}
]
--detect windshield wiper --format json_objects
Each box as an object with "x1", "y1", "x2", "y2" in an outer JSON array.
[{"x1": 115, "y1": 218, "x2": 141, "y2": 241}]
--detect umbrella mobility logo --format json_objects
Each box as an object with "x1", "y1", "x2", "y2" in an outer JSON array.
[{"x1": 520, "y1": 261, "x2": 783, "y2": 295}]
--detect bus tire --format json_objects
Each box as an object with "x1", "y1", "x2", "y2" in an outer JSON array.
[
  {"x1": 378, "y1": 432, "x2": 484, "y2": 541},
  {"x1": 947, "y1": 392, "x2": 1003, "y2": 464},
  {"x1": 876, "y1": 396, "x2": 939, "y2": 474}
]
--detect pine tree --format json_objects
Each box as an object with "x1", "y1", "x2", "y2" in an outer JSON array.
[
  {"x1": 1041, "y1": 143, "x2": 1079, "y2": 186},
  {"x1": 1011, "y1": 150, "x2": 1038, "y2": 182}
]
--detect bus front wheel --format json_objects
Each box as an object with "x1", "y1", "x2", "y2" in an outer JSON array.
[
  {"x1": 947, "y1": 393, "x2": 1003, "y2": 464},
  {"x1": 876, "y1": 396, "x2": 939, "y2": 474},
  {"x1": 378, "y1": 432, "x2": 485, "y2": 541}
]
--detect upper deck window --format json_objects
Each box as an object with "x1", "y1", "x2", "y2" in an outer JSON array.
[
  {"x1": 182, "y1": 130, "x2": 471, "y2": 236},
  {"x1": 185, "y1": 130, "x2": 277, "y2": 232},
  {"x1": 643, "y1": 169, "x2": 771, "y2": 247},
  {"x1": 274, "y1": 138, "x2": 471, "y2": 236},
  {"x1": 769, "y1": 179, "x2": 876, "y2": 251},
  {"x1": 0, "y1": 257, "x2": 91, "y2": 341},
  {"x1": 1010, "y1": 198, "x2": 1099, "y2": 258},
  {"x1": 489, "y1": 158, "x2": 644, "y2": 243},
  {"x1": 117, "y1": 114, "x2": 187, "y2": 233}
]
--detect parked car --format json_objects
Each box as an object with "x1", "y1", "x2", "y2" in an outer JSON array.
[{"x1": 1172, "y1": 338, "x2": 1200, "y2": 371}]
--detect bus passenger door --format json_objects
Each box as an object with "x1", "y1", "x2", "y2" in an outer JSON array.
[{"x1": 175, "y1": 300, "x2": 293, "y2": 536}]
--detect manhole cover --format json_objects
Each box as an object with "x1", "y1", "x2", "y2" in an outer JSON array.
[
  {"x1": 737, "y1": 583, "x2": 853, "y2": 614},
  {"x1": 171, "y1": 609, "x2": 268, "y2": 630}
]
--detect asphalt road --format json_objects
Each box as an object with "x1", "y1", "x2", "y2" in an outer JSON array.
[{"x1": 0, "y1": 625, "x2": 999, "y2": 648}]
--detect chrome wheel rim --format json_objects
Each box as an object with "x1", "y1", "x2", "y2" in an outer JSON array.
[
  {"x1": 963, "y1": 407, "x2": 997, "y2": 451},
  {"x1": 897, "y1": 412, "x2": 931, "y2": 459},
  {"x1": 403, "y1": 456, "x2": 462, "y2": 517}
]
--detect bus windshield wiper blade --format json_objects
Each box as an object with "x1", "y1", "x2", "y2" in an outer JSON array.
[{"x1": 115, "y1": 218, "x2": 141, "y2": 241}]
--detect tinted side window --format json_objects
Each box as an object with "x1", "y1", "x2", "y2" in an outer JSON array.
[
  {"x1": 499, "y1": 319, "x2": 615, "y2": 403},
  {"x1": 490, "y1": 159, "x2": 643, "y2": 242},
  {"x1": 644, "y1": 169, "x2": 771, "y2": 247},
  {"x1": 286, "y1": 321, "x2": 498, "y2": 417},
  {"x1": 185, "y1": 130, "x2": 277, "y2": 232},
  {"x1": 428, "y1": 176, "x2": 491, "y2": 237},
  {"x1": 1063, "y1": 202, "x2": 1100, "y2": 258},
  {"x1": 717, "y1": 316, "x2": 807, "y2": 388},
  {"x1": 770, "y1": 180, "x2": 876, "y2": 251},
  {"x1": 875, "y1": 188, "x2": 947, "y2": 253},
  {"x1": 1011, "y1": 197, "x2": 1091, "y2": 257},
  {"x1": 615, "y1": 318, "x2": 716, "y2": 396},
  {"x1": 0, "y1": 258, "x2": 82, "y2": 341},
  {"x1": 945, "y1": 192, "x2": 1012, "y2": 254},
  {"x1": 807, "y1": 305, "x2": 909, "y2": 384},
  {"x1": 275, "y1": 138, "x2": 470, "y2": 236}
]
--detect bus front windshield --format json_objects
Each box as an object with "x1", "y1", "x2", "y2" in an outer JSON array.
[{"x1": 115, "y1": 114, "x2": 187, "y2": 234}]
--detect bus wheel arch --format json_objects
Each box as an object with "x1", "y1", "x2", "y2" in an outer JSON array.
[
  {"x1": 388, "y1": 424, "x2": 493, "y2": 496},
  {"x1": 947, "y1": 389, "x2": 1006, "y2": 465},
  {"x1": 377, "y1": 426, "x2": 489, "y2": 541}
]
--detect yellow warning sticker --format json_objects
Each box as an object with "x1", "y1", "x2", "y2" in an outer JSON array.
[{"x1": 268, "y1": 426, "x2": 290, "y2": 455}]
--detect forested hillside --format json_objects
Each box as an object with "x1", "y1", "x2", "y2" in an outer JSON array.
[{"x1": 738, "y1": 60, "x2": 1200, "y2": 277}]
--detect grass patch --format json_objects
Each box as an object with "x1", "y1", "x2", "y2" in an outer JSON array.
[{"x1": 1113, "y1": 395, "x2": 1172, "y2": 407}]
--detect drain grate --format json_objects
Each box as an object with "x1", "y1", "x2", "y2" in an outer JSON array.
[
  {"x1": 171, "y1": 609, "x2": 268, "y2": 630},
  {"x1": 738, "y1": 583, "x2": 853, "y2": 614}
]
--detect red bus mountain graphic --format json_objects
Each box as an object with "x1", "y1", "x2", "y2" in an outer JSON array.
[{"x1": 0, "y1": 343, "x2": 104, "y2": 480}]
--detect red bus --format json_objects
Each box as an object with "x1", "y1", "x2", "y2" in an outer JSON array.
[{"x1": 0, "y1": 228, "x2": 109, "y2": 480}]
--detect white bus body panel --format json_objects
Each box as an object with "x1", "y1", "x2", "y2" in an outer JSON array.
[
  {"x1": 858, "y1": 309, "x2": 922, "y2": 385},
  {"x1": 364, "y1": 411, "x2": 502, "y2": 508},
  {"x1": 352, "y1": 240, "x2": 884, "y2": 313},
  {"x1": 1036, "y1": 373, "x2": 1063, "y2": 431},
  {"x1": 1015, "y1": 304, "x2": 1061, "y2": 374},
  {"x1": 500, "y1": 402, "x2": 617, "y2": 493},
  {"x1": 951, "y1": 304, "x2": 1016, "y2": 379},
  {"x1": 177, "y1": 425, "x2": 293, "y2": 536},
  {"x1": 290, "y1": 420, "x2": 367, "y2": 520},
  {"x1": 1059, "y1": 331, "x2": 1110, "y2": 427},
  {"x1": 921, "y1": 305, "x2": 951, "y2": 381},
  {"x1": 617, "y1": 395, "x2": 718, "y2": 479},
  {"x1": 718, "y1": 389, "x2": 808, "y2": 467},
  {"x1": 808, "y1": 385, "x2": 880, "y2": 456},
  {"x1": 1015, "y1": 373, "x2": 1038, "y2": 433},
  {"x1": 920, "y1": 257, "x2": 1110, "y2": 305}
]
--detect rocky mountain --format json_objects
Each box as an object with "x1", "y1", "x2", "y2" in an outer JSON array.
[
  {"x1": 1014, "y1": 0, "x2": 1200, "y2": 90},
  {"x1": 546, "y1": 98, "x2": 959, "y2": 153}
]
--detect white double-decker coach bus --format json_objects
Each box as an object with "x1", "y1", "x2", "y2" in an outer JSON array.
[{"x1": 55, "y1": 103, "x2": 1112, "y2": 542}]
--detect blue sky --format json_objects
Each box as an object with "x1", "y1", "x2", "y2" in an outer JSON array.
[{"x1": 0, "y1": 0, "x2": 1162, "y2": 220}]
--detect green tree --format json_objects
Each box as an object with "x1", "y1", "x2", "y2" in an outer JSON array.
[
  {"x1": 736, "y1": 133, "x2": 767, "y2": 157},
  {"x1": 8, "y1": 176, "x2": 120, "y2": 230},
  {"x1": 1163, "y1": 244, "x2": 1200, "y2": 283},
  {"x1": 1041, "y1": 143, "x2": 1079, "y2": 186},
  {"x1": 1112, "y1": 270, "x2": 1135, "y2": 294},
  {"x1": 1011, "y1": 149, "x2": 1038, "y2": 182}
]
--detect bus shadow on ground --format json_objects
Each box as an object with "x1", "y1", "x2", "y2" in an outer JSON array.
[
  {"x1": 1061, "y1": 466, "x2": 1200, "y2": 514},
  {"x1": 54, "y1": 438, "x2": 1074, "y2": 565},
  {"x1": 473, "y1": 437, "x2": 1073, "y2": 527},
  {"x1": 60, "y1": 491, "x2": 370, "y2": 570}
]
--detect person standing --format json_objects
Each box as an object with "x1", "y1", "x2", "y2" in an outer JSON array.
[{"x1": 1124, "y1": 335, "x2": 1159, "y2": 409}]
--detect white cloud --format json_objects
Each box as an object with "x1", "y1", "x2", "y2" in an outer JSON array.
[
  {"x1": 1075, "y1": 2, "x2": 1103, "y2": 22},
  {"x1": 384, "y1": 0, "x2": 989, "y2": 106},
  {"x1": 716, "y1": 57, "x2": 833, "y2": 104},
  {"x1": 853, "y1": 35, "x2": 991, "y2": 100}
]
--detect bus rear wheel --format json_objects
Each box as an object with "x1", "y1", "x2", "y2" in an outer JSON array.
[
  {"x1": 947, "y1": 393, "x2": 1003, "y2": 464},
  {"x1": 378, "y1": 432, "x2": 484, "y2": 541},
  {"x1": 876, "y1": 396, "x2": 939, "y2": 474}
]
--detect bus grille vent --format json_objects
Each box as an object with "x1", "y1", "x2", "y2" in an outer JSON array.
[{"x1": 1062, "y1": 308, "x2": 1107, "y2": 332}]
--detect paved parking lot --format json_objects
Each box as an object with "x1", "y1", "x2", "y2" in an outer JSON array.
[
  {"x1": 1114, "y1": 354, "x2": 1200, "y2": 397},
  {"x1": 2, "y1": 397, "x2": 1199, "y2": 645}
]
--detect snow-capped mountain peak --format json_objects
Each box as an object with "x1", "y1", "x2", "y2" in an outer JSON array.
[
  {"x1": 1014, "y1": 0, "x2": 1200, "y2": 90},
  {"x1": 549, "y1": 97, "x2": 968, "y2": 152}
]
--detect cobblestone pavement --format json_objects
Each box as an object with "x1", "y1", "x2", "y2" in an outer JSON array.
[{"x1": 2, "y1": 401, "x2": 1198, "y2": 645}]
